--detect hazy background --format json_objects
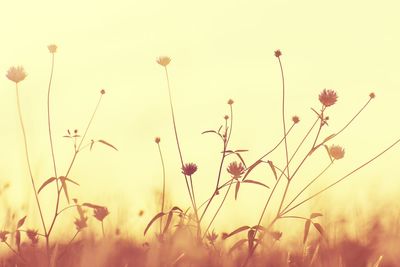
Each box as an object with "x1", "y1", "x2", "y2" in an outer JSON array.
[{"x1": 1, "y1": 0, "x2": 400, "y2": 240}]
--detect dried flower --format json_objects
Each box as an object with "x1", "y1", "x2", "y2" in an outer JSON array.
[
  {"x1": 93, "y1": 207, "x2": 109, "y2": 222},
  {"x1": 74, "y1": 217, "x2": 88, "y2": 231},
  {"x1": 156, "y1": 56, "x2": 171, "y2": 67},
  {"x1": 6, "y1": 66, "x2": 27, "y2": 84},
  {"x1": 224, "y1": 115, "x2": 229, "y2": 120},
  {"x1": 319, "y1": 89, "x2": 338, "y2": 107},
  {"x1": 227, "y1": 99, "x2": 234, "y2": 105},
  {"x1": 369, "y1": 92, "x2": 375, "y2": 99},
  {"x1": 329, "y1": 145, "x2": 345, "y2": 160},
  {"x1": 100, "y1": 89, "x2": 106, "y2": 95},
  {"x1": 274, "y1": 50, "x2": 282, "y2": 57},
  {"x1": 26, "y1": 229, "x2": 39, "y2": 245},
  {"x1": 47, "y1": 44, "x2": 57, "y2": 53},
  {"x1": 182, "y1": 163, "x2": 198, "y2": 176},
  {"x1": 0, "y1": 231, "x2": 9, "y2": 242},
  {"x1": 227, "y1": 161, "x2": 245, "y2": 179},
  {"x1": 292, "y1": 116, "x2": 300, "y2": 124},
  {"x1": 206, "y1": 230, "x2": 218, "y2": 244},
  {"x1": 155, "y1": 137, "x2": 161, "y2": 144}
]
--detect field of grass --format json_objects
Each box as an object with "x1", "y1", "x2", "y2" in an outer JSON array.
[{"x1": 1, "y1": 46, "x2": 399, "y2": 267}]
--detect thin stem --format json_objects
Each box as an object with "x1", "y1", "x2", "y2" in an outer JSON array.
[
  {"x1": 15, "y1": 84, "x2": 47, "y2": 236},
  {"x1": 57, "y1": 231, "x2": 80, "y2": 261},
  {"x1": 278, "y1": 57, "x2": 290, "y2": 179},
  {"x1": 282, "y1": 136, "x2": 400, "y2": 216},
  {"x1": 101, "y1": 221, "x2": 105, "y2": 238},
  {"x1": 47, "y1": 53, "x2": 58, "y2": 178},
  {"x1": 157, "y1": 143, "x2": 166, "y2": 235}
]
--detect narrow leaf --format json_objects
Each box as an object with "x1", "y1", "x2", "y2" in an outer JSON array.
[
  {"x1": 234, "y1": 149, "x2": 249, "y2": 153},
  {"x1": 234, "y1": 153, "x2": 247, "y2": 168},
  {"x1": 170, "y1": 206, "x2": 183, "y2": 213},
  {"x1": 144, "y1": 212, "x2": 165, "y2": 236},
  {"x1": 64, "y1": 177, "x2": 80, "y2": 186},
  {"x1": 163, "y1": 211, "x2": 173, "y2": 234},
  {"x1": 90, "y1": 140, "x2": 95, "y2": 151},
  {"x1": 324, "y1": 144, "x2": 333, "y2": 162},
  {"x1": 228, "y1": 239, "x2": 247, "y2": 254},
  {"x1": 82, "y1": 203, "x2": 103, "y2": 209},
  {"x1": 243, "y1": 159, "x2": 262, "y2": 180},
  {"x1": 310, "y1": 213, "x2": 323, "y2": 219},
  {"x1": 17, "y1": 216, "x2": 27, "y2": 229},
  {"x1": 303, "y1": 219, "x2": 311, "y2": 244},
  {"x1": 38, "y1": 177, "x2": 56, "y2": 194},
  {"x1": 323, "y1": 134, "x2": 336, "y2": 143},
  {"x1": 235, "y1": 181, "x2": 241, "y2": 200},
  {"x1": 59, "y1": 176, "x2": 70, "y2": 204},
  {"x1": 312, "y1": 222, "x2": 325, "y2": 239},
  {"x1": 225, "y1": 226, "x2": 250, "y2": 239},
  {"x1": 267, "y1": 160, "x2": 278, "y2": 180},
  {"x1": 98, "y1": 140, "x2": 118, "y2": 151},
  {"x1": 248, "y1": 229, "x2": 255, "y2": 252},
  {"x1": 242, "y1": 179, "x2": 270, "y2": 189},
  {"x1": 15, "y1": 230, "x2": 21, "y2": 251}
]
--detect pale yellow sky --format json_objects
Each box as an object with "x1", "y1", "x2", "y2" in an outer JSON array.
[{"x1": 1, "y1": 0, "x2": 400, "y2": 239}]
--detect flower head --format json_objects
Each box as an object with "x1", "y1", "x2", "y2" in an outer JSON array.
[
  {"x1": 369, "y1": 92, "x2": 376, "y2": 99},
  {"x1": 227, "y1": 99, "x2": 234, "y2": 105},
  {"x1": 329, "y1": 145, "x2": 345, "y2": 160},
  {"x1": 74, "y1": 217, "x2": 88, "y2": 231},
  {"x1": 182, "y1": 163, "x2": 198, "y2": 176},
  {"x1": 224, "y1": 115, "x2": 229, "y2": 120},
  {"x1": 319, "y1": 89, "x2": 338, "y2": 107},
  {"x1": 6, "y1": 66, "x2": 27, "y2": 84},
  {"x1": 227, "y1": 161, "x2": 245, "y2": 179},
  {"x1": 93, "y1": 207, "x2": 109, "y2": 222},
  {"x1": 155, "y1": 137, "x2": 161, "y2": 144},
  {"x1": 100, "y1": 89, "x2": 106, "y2": 95},
  {"x1": 0, "y1": 231, "x2": 9, "y2": 242},
  {"x1": 292, "y1": 116, "x2": 300, "y2": 124},
  {"x1": 26, "y1": 229, "x2": 39, "y2": 245},
  {"x1": 206, "y1": 230, "x2": 218, "y2": 244},
  {"x1": 274, "y1": 50, "x2": 282, "y2": 58},
  {"x1": 48, "y1": 44, "x2": 57, "y2": 53},
  {"x1": 156, "y1": 56, "x2": 171, "y2": 67}
]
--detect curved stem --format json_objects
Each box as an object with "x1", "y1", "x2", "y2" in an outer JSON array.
[
  {"x1": 278, "y1": 57, "x2": 290, "y2": 179},
  {"x1": 157, "y1": 143, "x2": 166, "y2": 235}
]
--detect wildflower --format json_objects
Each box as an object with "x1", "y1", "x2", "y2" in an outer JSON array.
[
  {"x1": 100, "y1": 89, "x2": 106, "y2": 95},
  {"x1": 74, "y1": 217, "x2": 88, "y2": 231},
  {"x1": 0, "y1": 231, "x2": 9, "y2": 242},
  {"x1": 369, "y1": 92, "x2": 376, "y2": 99},
  {"x1": 6, "y1": 66, "x2": 27, "y2": 84},
  {"x1": 26, "y1": 229, "x2": 39, "y2": 245},
  {"x1": 138, "y1": 210, "x2": 144, "y2": 216},
  {"x1": 227, "y1": 99, "x2": 234, "y2": 105},
  {"x1": 93, "y1": 206, "x2": 109, "y2": 222},
  {"x1": 329, "y1": 145, "x2": 345, "y2": 160},
  {"x1": 227, "y1": 161, "x2": 245, "y2": 179},
  {"x1": 274, "y1": 50, "x2": 282, "y2": 57},
  {"x1": 292, "y1": 116, "x2": 300, "y2": 124},
  {"x1": 319, "y1": 89, "x2": 338, "y2": 107},
  {"x1": 182, "y1": 163, "x2": 198, "y2": 176},
  {"x1": 224, "y1": 115, "x2": 229, "y2": 120},
  {"x1": 156, "y1": 56, "x2": 171, "y2": 67},
  {"x1": 47, "y1": 44, "x2": 57, "y2": 53},
  {"x1": 206, "y1": 230, "x2": 218, "y2": 244},
  {"x1": 155, "y1": 137, "x2": 161, "y2": 144}
]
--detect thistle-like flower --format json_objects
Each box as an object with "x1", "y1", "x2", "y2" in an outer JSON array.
[
  {"x1": 329, "y1": 145, "x2": 345, "y2": 160},
  {"x1": 6, "y1": 66, "x2": 27, "y2": 84},
  {"x1": 227, "y1": 99, "x2": 234, "y2": 105},
  {"x1": 0, "y1": 231, "x2": 9, "y2": 242},
  {"x1": 47, "y1": 44, "x2": 57, "y2": 53},
  {"x1": 74, "y1": 217, "x2": 88, "y2": 231},
  {"x1": 156, "y1": 56, "x2": 171, "y2": 67},
  {"x1": 26, "y1": 229, "x2": 39, "y2": 245},
  {"x1": 93, "y1": 207, "x2": 109, "y2": 222},
  {"x1": 274, "y1": 50, "x2": 282, "y2": 58},
  {"x1": 369, "y1": 92, "x2": 376, "y2": 99},
  {"x1": 319, "y1": 89, "x2": 338, "y2": 107},
  {"x1": 155, "y1": 137, "x2": 161, "y2": 144},
  {"x1": 227, "y1": 161, "x2": 245, "y2": 179},
  {"x1": 206, "y1": 230, "x2": 218, "y2": 244},
  {"x1": 292, "y1": 116, "x2": 300, "y2": 124},
  {"x1": 182, "y1": 163, "x2": 198, "y2": 176},
  {"x1": 100, "y1": 89, "x2": 106, "y2": 95}
]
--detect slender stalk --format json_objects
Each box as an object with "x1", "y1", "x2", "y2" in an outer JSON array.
[
  {"x1": 15, "y1": 83, "x2": 47, "y2": 238},
  {"x1": 47, "y1": 52, "x2": 58, "y2": 178},
  {"x1": 157, "y1": 143, "x2": 166, "y2": 235},
  {"x1": 101, "y1": 221, "x2": 105, "y2": 238}
]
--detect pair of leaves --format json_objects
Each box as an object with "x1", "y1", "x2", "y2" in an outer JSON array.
[
  {"x1": 90, "y1": 139, "x2": 118, "y2": 151},
  {"x1": 38, "y1": 176, "x2": 79, "y2": 204},
  {"x1": 143, "y1": 206, "x2": 183, "y2": 236},
  {"x1": 234, "y1": 180, "x2": 270, "y2": 200},
  {"x1": 303, "y1": 213, "x2": 324, "y2": 244}
]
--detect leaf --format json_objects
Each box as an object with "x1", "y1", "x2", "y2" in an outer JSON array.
[
  {"x1": 224, "y1": 226, "x2": 250, "y2": 239},
  {"x1": 235, "y1": 181, "x2": 241, "y2": 200},
  {"x1": 247, "y1": 229, "x2": 256, "y2": 252},
  {"x1": 170, "y1": 206, "x2": 183, "y2": 213},
  {"x1": 234, "y1": 153, "x2": 247, "y2": 168},
  {"x1": 82, "y1": 203, "x2": 103, "y2": 209},
  {"x1": 163, "y1": 211, "x2": 173, "y2": 234},
  {"x1": 324, "y1": 144, "x2": 333, "y2": 162},
  {"x1": 312, "y1": 222, "x2": 326, "y2": 239},
  {"x1": 15, "y1": 230, "x2": 21, "y2": 250},
  {"x1": 38, "y1": 177, "x2": 57, "y2": 194},
  {"x1": 228, "y1": 239, "x2": 247, "y2": 254},
  {"x1": 243, "y1": 159, "x2": 262, "y2": 180},
  {"x1": 64, "y1": 177, "x2": 80, "y2": 186},
  {"x1": 242, "y1": 179, "x2": 270, "y2": 189},
  {"x1": 310, "y1": 213, "x2": 323, "y2": 219},
  {"x1": 303, "y1": 219, "x2": 311, "y2": 244},
  {"x1": 234, "y1": 149, "x2": 249, "y2": 153},
  {"x1": 323, "y1": 134, "x2": 336, "y2": 143},
  {"x1": 98, "y1": 140, "x2": 118, "y2": 151},
  {"x1": 267, "y1": 160, "x2": 278, "y2": 180},
  {"x1": 17, "y1": 216, "x2": 27, "y2": 229},
  {"x1": 90, "y1": 139, "x2": 95, "y2": 151},
  {"x1": 251, "y1": 225, "x2": 266, "y2": 232},
  {"x1": 59, "y1": 176, "x2": 79, "y2": 204},
  {"x1": 144, "y1": 212, "x2": 165, "y2": 236}
]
